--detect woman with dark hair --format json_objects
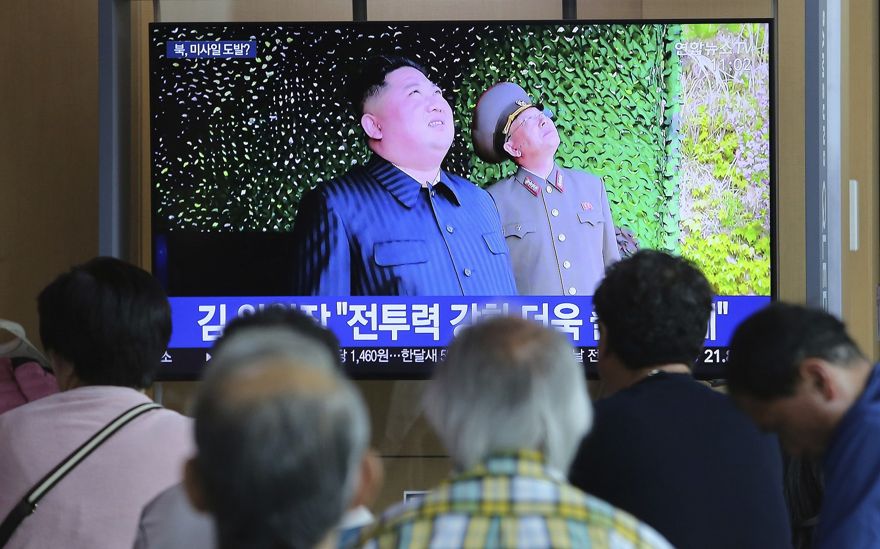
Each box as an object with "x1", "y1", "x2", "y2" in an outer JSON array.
[{"x1": 0, "y1": 257, "x2": 192, "y2": 549}]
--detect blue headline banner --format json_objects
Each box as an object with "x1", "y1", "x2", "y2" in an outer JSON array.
[
  {"x1": 167, "y1": 296, "x2": 770, "y2": 349},
  {"x1": 166, "y1": 40, "x2": 257, "y2": 59}
]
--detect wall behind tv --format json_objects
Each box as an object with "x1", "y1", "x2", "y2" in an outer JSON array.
[{"x1": 0, "y1": 0, "x2": 99, "y2": 346}]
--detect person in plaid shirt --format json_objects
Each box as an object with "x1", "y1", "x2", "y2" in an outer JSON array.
[{"x1": 357, "y1": 317, "x2": 671, "y2": 549}]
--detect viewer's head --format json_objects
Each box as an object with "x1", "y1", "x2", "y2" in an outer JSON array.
[
  {"x1": 594, "y1": 250, "x2": 713, "y2": 373},
  {"x1": 37, "y1": 257, "x2": 171, "y2": 389},
  {"x1": 425, "y1": 316, "x2": 591, "y2": 473},
  {"x1": 471, "y1": 81, "x2": 559, "y2": 165},
  {"x1": 186, "y1": 326, "x2": 372, "y2": 549},
  {"x1": 212, "y1": 306, "x2": 341, "y2": 369},
  {"x1": 345, "y1": 55, "x2": 453, "y2": 170},
  {"x1": 728, "y1": 303, "x2": 868, "y2": 457}
]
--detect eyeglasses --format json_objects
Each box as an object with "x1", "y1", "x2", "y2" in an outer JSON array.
[
  {"x1": 501, "y1": 102, "x2": 535, "y2": 136},
  {"x1": 508, "y1": 110, "x2": 545, "y2": 136},
  {"x1": 505, "y1": 106, "x2": 549, "y2": 141}
]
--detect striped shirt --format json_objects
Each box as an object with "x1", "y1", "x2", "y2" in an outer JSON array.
[
  {"x1": 358, "y1": 450, "x2": 673, "y2": 549},
  {"x1": 291, "y1": 156, "x2": 518, "y2": 296}
]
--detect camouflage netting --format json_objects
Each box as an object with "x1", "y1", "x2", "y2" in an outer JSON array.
[
  {"x1": 152, "y1": 23, "x2": 681, "y2": 250},
  {"x1": 456, "y1": 24, "x2": 682, "y2": 251}
]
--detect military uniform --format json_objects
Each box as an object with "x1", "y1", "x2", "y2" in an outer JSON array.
[
  {"x1": 472, "y1": 81, "x2": 620, "y2": 295},
  {"x1": 489, "y1": 165, "x2": 619, "y2": 295}
]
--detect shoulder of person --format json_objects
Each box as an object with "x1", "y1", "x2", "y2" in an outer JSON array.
[
  {"x1": 484, "y1": 174, "x2": 518, "y2": 196},
  {"x1": 571, "y1": 488, "x2": 675, "y2": 548},
  {"x1": 355, "y1": 497, "x2": 423, "y2": 547},
  {"x1": 151, "y1": 405, "x2": 194, "y2": 425},
  {"x1": 588, "y1": 391, "x2": 645, "y2": 429},
  {"x1": 298, "y1": 165, "x2": 375, "y2": 210},
  {"x1": 445, "y1": 171, "x2": 480, "y2": 188}
]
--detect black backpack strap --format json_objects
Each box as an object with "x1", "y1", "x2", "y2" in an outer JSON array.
[{"x1": 0, "y1": 401, "x2": 162, "y2": 547}]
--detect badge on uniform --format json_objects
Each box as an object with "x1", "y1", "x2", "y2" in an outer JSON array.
[
  {"x1": 581, "y1": 201, "x2": 593, "y2": 211},
  {"x1": 521, "y1": 176, "x2": 541, "y2": 197},
  {"x1": 554, "y1": 171, "x2": 565, "y2": 193}
]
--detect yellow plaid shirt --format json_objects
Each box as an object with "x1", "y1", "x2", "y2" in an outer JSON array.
[{"x1": 357, "y1": 450, "x2": 672, "y2": 549}]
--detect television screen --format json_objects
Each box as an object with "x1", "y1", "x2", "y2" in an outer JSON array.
[{"x1": 150, "y1": 20, "x2": 774, "y2": 380}]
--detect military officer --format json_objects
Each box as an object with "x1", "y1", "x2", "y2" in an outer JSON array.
[{"x1": 472, "y1": 82, "x2": 620, "y2": 296}]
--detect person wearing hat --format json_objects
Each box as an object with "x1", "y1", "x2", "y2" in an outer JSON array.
[
  {"x1": 472, "y1": 82, "x2": 620, "y2": 296},
  {"x1": 291, "y1": 56, "x2": 517, "y2": 296}
]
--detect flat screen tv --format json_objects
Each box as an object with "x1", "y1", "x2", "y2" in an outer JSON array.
[{"x1": 150, "y1": 20, "x2": 774, "y2": 380}]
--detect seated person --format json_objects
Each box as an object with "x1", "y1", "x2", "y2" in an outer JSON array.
[
  {"x1": 360, "y1": 316, "x2": 671, "y2": 548},
  {"x1": 0, "y1": 257, "x2": 192, "y2": 549},
  {"x1": 568, "y1": 250, "x2": 790, "y2": 549},
  {"x1": 134, "y1": 308, "x2": 381, "y2": 549},
  {"x1": 728, "y1": 303, "x2": 880, "y2": 548},
  {"x1": 182, "y1": 314, "x2": 380, "y2": 549}
]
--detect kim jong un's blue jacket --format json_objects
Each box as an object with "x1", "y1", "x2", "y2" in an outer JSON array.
[{"x1": 291, "y1": 156, "x2": 518, "y2": 296}]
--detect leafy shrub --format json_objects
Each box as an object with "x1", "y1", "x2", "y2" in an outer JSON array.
[{"x1": 677, "y1": 23, "x2": 771, "y2": 295}]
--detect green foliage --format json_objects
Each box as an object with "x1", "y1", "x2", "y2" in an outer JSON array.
[
  {"x1": 455, "y1": 25, "x2": 683, "y2": 252},
  {"x1": 681, "y1": 222, "x2": 771, "y2": 295},
  {"x1": 683, "y1": 23, "x2": 745, "y2": 41},
  {"x1": 682, "y1": 23, "x2": 767, "y2": 44},
  {"x1": 678, "y1": 23, "x2": 771, "y2": 295}
]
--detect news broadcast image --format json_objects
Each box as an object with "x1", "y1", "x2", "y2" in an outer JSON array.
[{"x1": 150, "y1": 21, "x2": 772, "y2": 379}]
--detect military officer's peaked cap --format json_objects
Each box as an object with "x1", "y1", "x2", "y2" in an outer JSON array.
[{"x1": 472, "y1": 81, "x2": 543, "y2": 165}]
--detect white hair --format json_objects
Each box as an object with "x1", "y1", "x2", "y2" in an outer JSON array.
[{"x1": 424, "y1": 316, "x2": 592, "y2": 473}]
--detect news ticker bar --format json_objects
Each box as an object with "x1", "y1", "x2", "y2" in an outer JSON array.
[
  {"x1": 166, "y1": 295, "x2": 770, "y2": 349},
  {"x1": 157, "y1": 346, "x2": 733, "y2": 381}
]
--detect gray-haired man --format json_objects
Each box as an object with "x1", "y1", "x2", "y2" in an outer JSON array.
[
  {"x1": 181, "y1": 319, "x2": 380, "y2": 549},
  {"x1": 360, "y1": 317, "x2": 671, "y2": 548},
  {"x1": 472, "y1": 82, "x2": 620, "y2": 296},
  {"x1": 134, "y1": 309, "x2": 381, "y2": 549}
]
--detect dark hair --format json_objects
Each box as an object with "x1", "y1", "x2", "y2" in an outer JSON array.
[
  {"x1": 593, "y1": 250, "x2": 714, "y2": 370},
  {"x1": 727, "y1": 302, "x2": 864, "y2": 400},
  {"x1": 212, "y1": 306, "x2": 342, "y2": 369},
  {"x1": 37, "y1": 257, "x2": 171, "y2": 388},
  {"x1": 344, "y1": 54, "x2": 427, "y2": 119}
]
